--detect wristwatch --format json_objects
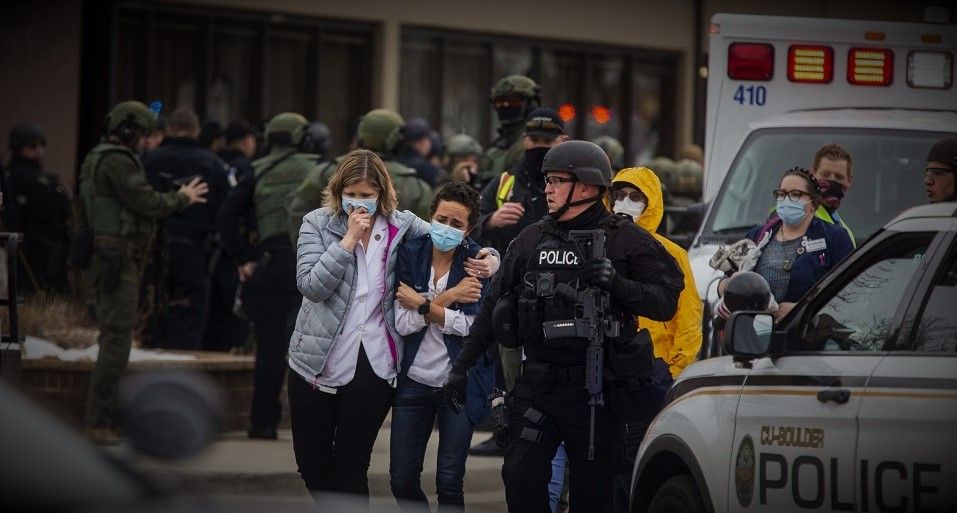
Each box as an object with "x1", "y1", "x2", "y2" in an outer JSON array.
[{"x1": 417, "y1": 299, "x2": 431, "y2": 315}]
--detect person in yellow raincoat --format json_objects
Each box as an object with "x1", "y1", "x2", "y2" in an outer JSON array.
[{"x1": 608, "y1": 167, "x2": 703, "y2": 378}]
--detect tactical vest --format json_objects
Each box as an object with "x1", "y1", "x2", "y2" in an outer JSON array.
[
  {"x1": 78, "y1": 142, "x2": 150, "y2": 238},
  {"x1": 495, "y1": 172, "x2": 517, "y2": 208},
  {"x1": 253, "y1": 150, "x2": 315, "y2": 242},
  {"x1": 516, "y1": 215, "x2": 631, "y2": 365}
]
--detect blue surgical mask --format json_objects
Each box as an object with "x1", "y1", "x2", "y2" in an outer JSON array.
[
  {"x1": 776, "y1": 198, "x2": 808, "y2": 225},
  {"x1": 430, "y1": 220, "x2": 466, "y2": 252},
  {"x1": 342, "y1": 196, "x2": 378, "y2": 217}
]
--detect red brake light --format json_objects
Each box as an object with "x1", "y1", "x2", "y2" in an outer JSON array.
[
  {"x1": 848, "y1": 48, "x2": 893, "y2": 86},
  {"x1": 788, "y1": 45, "x2": 834, "y2": 83},
  {"x1": 728, "y1": 43, "x2": 774, "y2": 81}
]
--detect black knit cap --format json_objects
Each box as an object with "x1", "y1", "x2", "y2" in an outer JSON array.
[
  {"x1": 927, "y1": 136, "x2": 957, "y2": 170},
  {"x1": 524, "y1": 108, "x2": 565, "y2": 140}
]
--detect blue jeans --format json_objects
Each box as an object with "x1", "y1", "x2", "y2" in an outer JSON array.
[
  {"x1": 390, "y1": 377, "x2": 475, "y2": 512},
  {"x1": 548, "y1": 443, "x2": 568, "y2": 513}
]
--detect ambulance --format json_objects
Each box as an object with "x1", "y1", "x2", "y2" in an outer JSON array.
[{"x1": 686, "y1": 13, "x2": 957, "y2": 356}]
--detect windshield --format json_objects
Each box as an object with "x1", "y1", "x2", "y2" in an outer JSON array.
[{"x1": 703, "y1": 128, "x2": 942, "y2": 241}]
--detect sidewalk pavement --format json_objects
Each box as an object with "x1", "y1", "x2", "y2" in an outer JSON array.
[{"x1": 130, "y1": 418, "x2": 507, "y2": 512}]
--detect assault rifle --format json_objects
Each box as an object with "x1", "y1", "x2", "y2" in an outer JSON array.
[{"x1": 542, "y1": 229, "x2": 619, "y2": 460}]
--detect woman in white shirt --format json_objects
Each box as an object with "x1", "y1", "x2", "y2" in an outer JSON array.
[
  {"x1": 390, "y1": 182, "x2": 495, "y2": 512},
  {"x1": 288, "y1": 150, "x2": 498, "y2": 501}
]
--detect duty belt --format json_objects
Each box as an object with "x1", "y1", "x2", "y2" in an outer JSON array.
[{"x1": 522, "y1": 362, "x2": 586, "y2": 383}]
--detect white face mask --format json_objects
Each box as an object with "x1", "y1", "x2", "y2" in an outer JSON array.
[{"x1": 614, "y1": 198, "x2": 646, "y2": 219}]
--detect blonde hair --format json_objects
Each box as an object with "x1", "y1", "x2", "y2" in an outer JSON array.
[{"x1": 323, "y1": 149, "x2": 398, "y2": 216}]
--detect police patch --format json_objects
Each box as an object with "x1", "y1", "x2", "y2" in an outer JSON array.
[
  {"x1": 735, "y1": 434, "x2": 755, "y2": 508},
  {"x1": 534, "y1": 249, "x2": 580, "y2": 267}
]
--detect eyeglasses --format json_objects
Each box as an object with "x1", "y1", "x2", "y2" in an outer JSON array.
[
  {"x1": 545, "y1": 175, "x2": 577, "y2": 186},
  {"x1": 772, "y1": 189, "x2": 813, "y2": 201},
  {"x1": 614, "y1": 190, "x2": 644, "y2": 202},
  {"x1": 925, "y1": 167, "x2": 953, "y2": 179}
]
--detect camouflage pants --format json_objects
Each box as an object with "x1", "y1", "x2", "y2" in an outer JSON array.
[{"x1": 83, "y1": 250, "x2": 140, "y2": 428}]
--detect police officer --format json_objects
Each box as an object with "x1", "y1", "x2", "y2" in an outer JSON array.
[
  {"x1": 287, "y1": 108, "x2": 433, "y2": 240},
  {"x1": 2, "y1": 122, "x2": 71, "y2": 294},
  {"x1": 77, "y1": 101, "x2": 208, "y2": 444},
  {"x1": 219, "y1": 121, "x2": 258, "y2": 185},
  {"x1": 444, "y1": 141, "x2": 684, "y2": 512},
  {"x1": 591, "y1": 135, "x2": 625, "y2": 173},
  {"x1": 924, "y1": 136, "x2": 957, "y2": 203},
  {"x1": 443, "y1": 133, "x2": 484, "y2": 190},
  {"x1": 476, "y1": 75, "x2": 542, "y2": 187},
  {"x1": 300, "y1": 121, "x2": 332, "y2": 158},
  {"x1": 396, "y1": 117, "x2": 443, "y2": 186},
  {"x1": 203, "y1": 120, "x2": 259, "y2": 352},
  {"x1": 217, "y1": 112, "x2": 319, "y2": 440},
  {"x1": 143, "y1": 107, "x2": 230, "y2": 350}
]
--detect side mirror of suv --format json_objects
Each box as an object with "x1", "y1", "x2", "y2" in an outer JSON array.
[
  {"x1": 664, "y1": 201, "x2": 708, "y2": 249},
  {"x1": 725, "y1": 311, "x2": 775, "y2": 364}
]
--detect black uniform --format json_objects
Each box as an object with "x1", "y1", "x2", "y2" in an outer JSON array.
[
  {"x1": 2, "y1": 155, "x2": 71, "y2": 294},
  {"x1": 396, "y1": 146, "x2": 443, "y2": 187},
  {"x1": 202, "y1": 148, "x2": 256, "y2": 351},
  {"x1": 451, "y1": 201, "x2": 684, "y2": 513},
  {"x1": 471, "y1": 152, "x2": 549, "y2": 255},
  {"x1": 143, "y1": 137, "x2": 230, "y2": 349}
]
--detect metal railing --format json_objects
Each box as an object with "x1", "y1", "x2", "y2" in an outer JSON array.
[{"x1": 0, "y1": 232, "x2": 24, "y2": 381}]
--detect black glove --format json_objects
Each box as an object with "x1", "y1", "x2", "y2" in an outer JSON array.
[
  {"x1": 584, "y1": 258, "x2": 617, "y2": 291},
  {"x1": 443, "y1": 369, "x2": 468, "y2": 414}
]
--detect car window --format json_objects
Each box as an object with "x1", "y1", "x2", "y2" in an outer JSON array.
[
  {"x1": 903, "y1": 245, "x2": 957, "y2": 352},
  {"x1": 800, "y1": 234, "x2": 933, "y2": 352},
  {"x1": 704, "y1": 129, "x2": 942, "y2": 242}
]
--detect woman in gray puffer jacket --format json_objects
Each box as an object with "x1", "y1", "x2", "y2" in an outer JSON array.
[{"x1": 287, "y1": 149, "x2": 498, "y2": 500}]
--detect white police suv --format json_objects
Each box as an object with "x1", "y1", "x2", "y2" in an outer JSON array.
[{"x1": 631, "y1": 203, "x2": 957, "y2": 513}]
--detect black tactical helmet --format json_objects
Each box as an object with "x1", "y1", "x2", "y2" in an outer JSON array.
[
  {"x1": 722, "y1": 271, "x2": 772, "y2": 312},
  {"x1": 8, "y1": 122, "x2": 46, "y2": 151},
  {"x1": 301, "y1": 122, "x2": 332, "y2": 155},
  {"x1": 541, "y1": 140, "x2": 612, "y2": 187},
  {"x1": 492, "y1": 293, "x2": 522, "y2": 349}
]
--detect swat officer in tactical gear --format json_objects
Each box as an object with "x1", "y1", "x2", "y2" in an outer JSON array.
[
  {"x1": 287, "y1": 108, "x2": 433, "y2": 241},
  {"x1": 591, "y1": 135, "x2": 625, "y2": 173},
  {"x1": 444, "y1": 133, "x2": 484, "y2": 189},
  {"x1": 76, "y1": 100, "x2": 208, "y2": 444},
  {"x1": 143, "y1": 107, "x2": 231, "y2": 350},
  {"x1": 476, "y1": 75, "x2": 542, "y2": 187},
  {"x1": 217, "y1": 112, "x2": 321, "y2": 440},
  {"x1": 3, "y1": 121, "x2": 71, "y2": 294},
  {"x1": 444, "y1": 140, "x2": 684, "y2": 512}
]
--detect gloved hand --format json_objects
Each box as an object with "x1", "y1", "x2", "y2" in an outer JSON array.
[
  {"x1": 583, "y1": 258, "x2": 617, "y2": 290},
  {"x1": 443, "y1": 369, "x2": 468, "y2": 414}
]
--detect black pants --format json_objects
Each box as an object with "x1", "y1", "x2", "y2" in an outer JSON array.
[
  {"x1": 202, "y1": 253, "x2": 249, "y2": 351},
  {"x1": 502, "y1": 371, "x2": 618, "y2": 513},
  {"x1": 243, "y1": 248, "x2": 301, "y2": 431},
  {"x1": 154, "y1": 242, "x2": 209, "y2": 350},
  {"x1": 288, "y1": 345, "x2": 394, "y2": 498}
]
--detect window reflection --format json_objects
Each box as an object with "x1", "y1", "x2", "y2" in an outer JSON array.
[
  {"x1": 804, "y1": 236, "x2": 931, "y2": 352},
  {"x1": 907, "y1": 252, "x2": 957, "y2": 352}
]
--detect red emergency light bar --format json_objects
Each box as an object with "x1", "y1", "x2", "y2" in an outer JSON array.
[
  {"x1": 788, "y1": 45, "x2": 834, "y2": 83},
  {"x1": 728, "y1": 43, "x2": 774, "y2": 81},
  {"x1": 848, "y1": 47, "x2": 893, "y2": 86}
]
